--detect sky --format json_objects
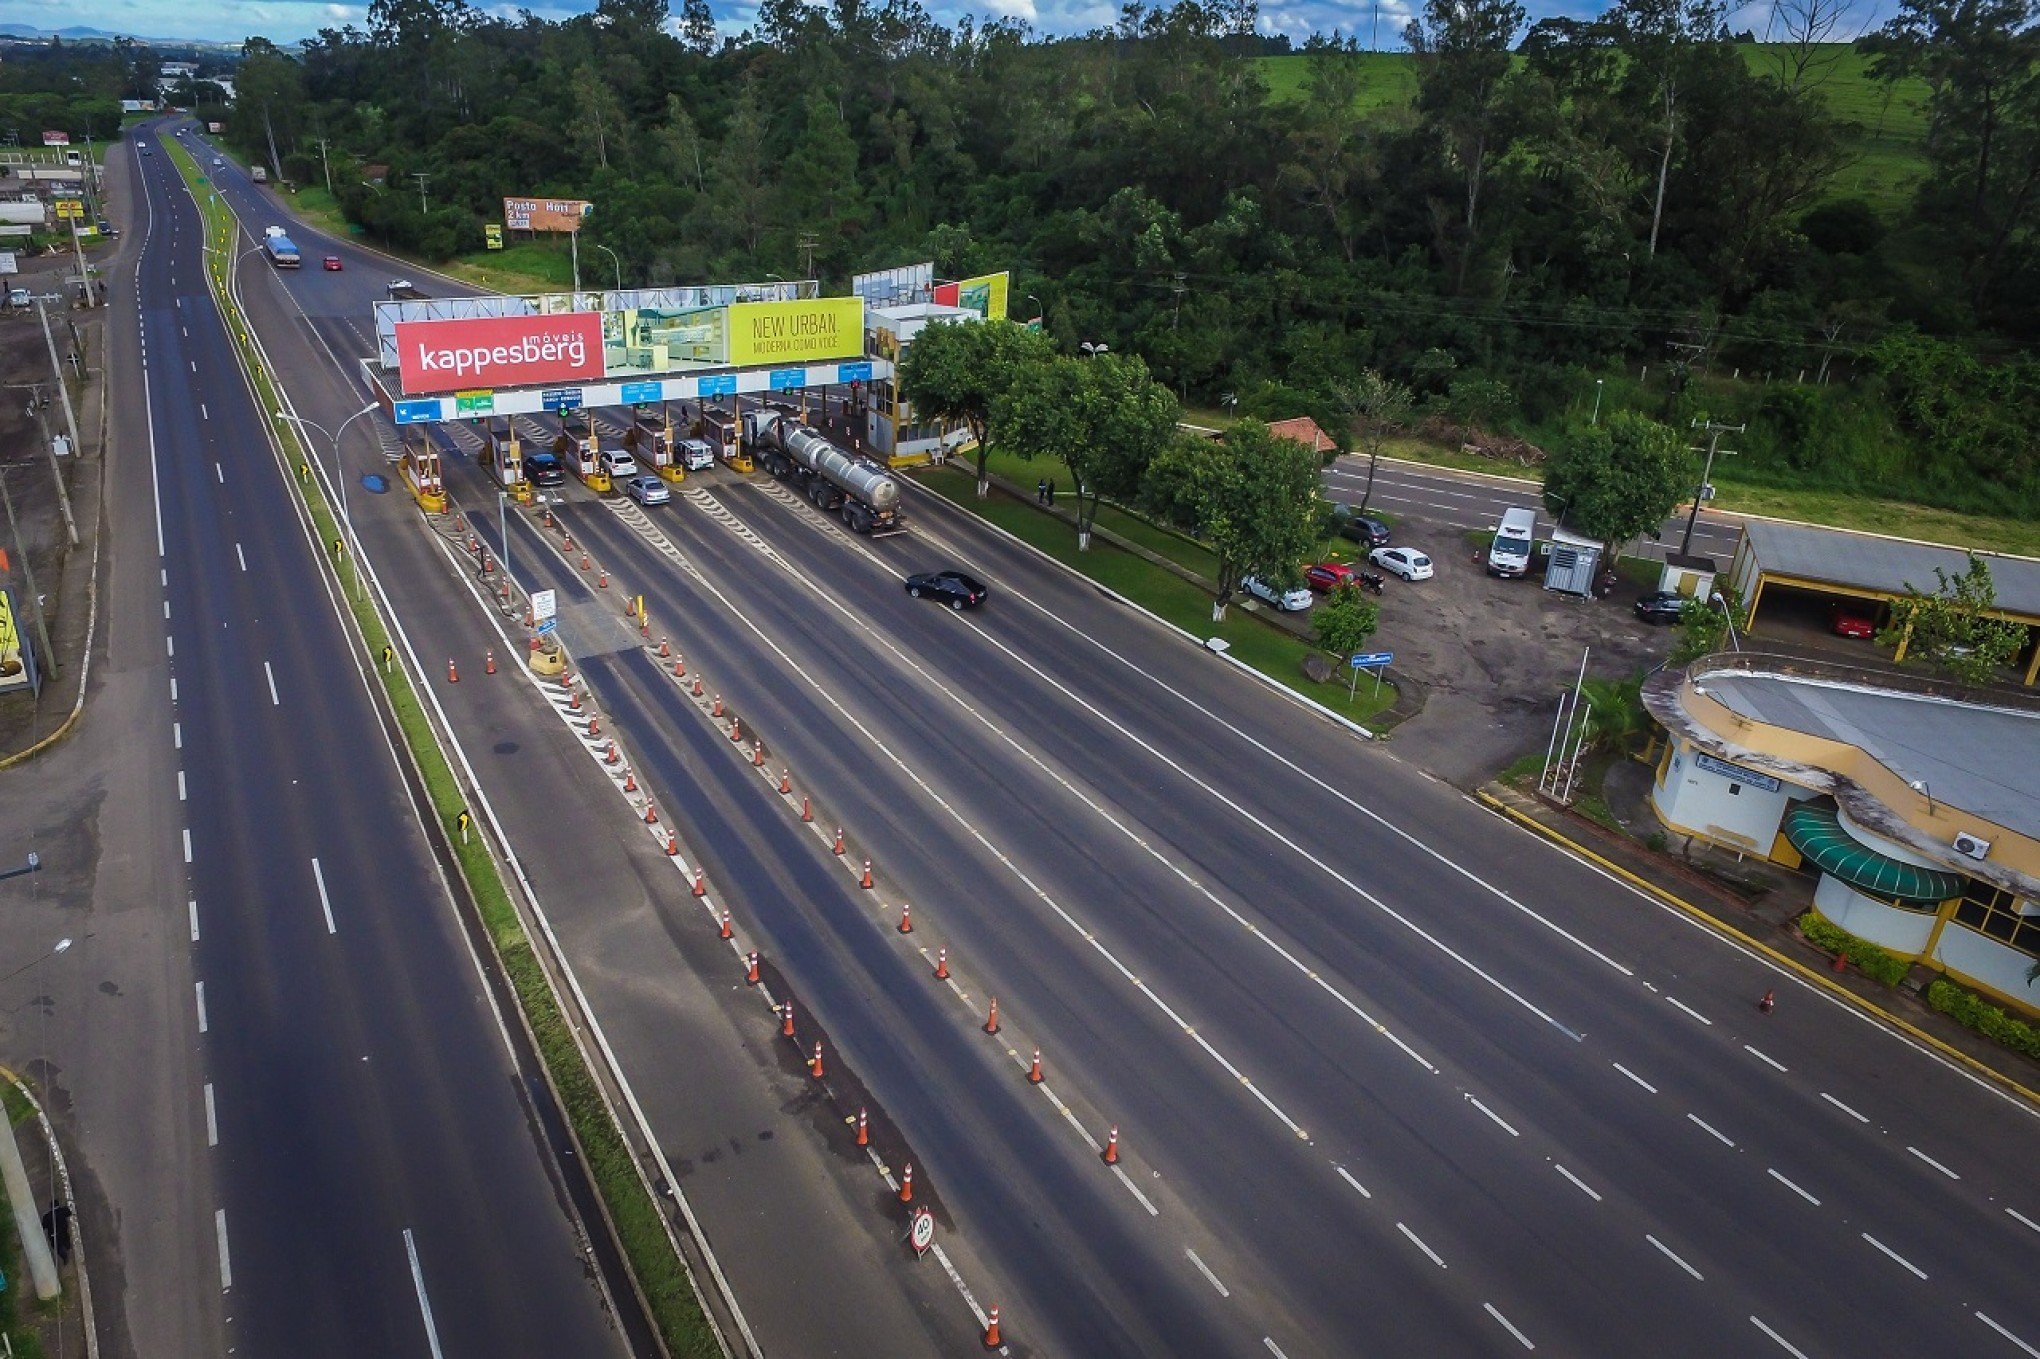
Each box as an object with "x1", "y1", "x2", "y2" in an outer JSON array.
[{"x1": 7, "y1": 0, "x2": 1878, "y2": 52}]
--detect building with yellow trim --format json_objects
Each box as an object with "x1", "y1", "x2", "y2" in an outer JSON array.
[{"x1": 1644, "y1": 653, "x2": 2040, "y2": 1017}]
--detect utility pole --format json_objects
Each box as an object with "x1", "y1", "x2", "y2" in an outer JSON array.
[
  {"x1": 0, "y1": 468, "x2": 58, "y2": 681},
  {"x1": 1681, "y1": 418, "x2": 1743, "y2": 557},
  {"x1": 798, "y1": 232, "x2": 819, "y2": 280},
  {"x1": 1171, "y1": 271, "x2": 1187, "y2": 328},
  {"x1": 32, "y1": 301, "x2": 80, "y2": 546},
  {"x1": 315, "y1": 136, "x2": 333, "y2": 195},
  {"x1": 410, "y1": 171, "x2": 430, "y2": 215}
]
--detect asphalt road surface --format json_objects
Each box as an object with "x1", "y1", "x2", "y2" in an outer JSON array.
[
  {"x1": 190, "y1": 123, "x2": 2040, "y2": 1358},
  {"x1": 121, "y1": 120, "x2": 626, "y2": 1358}
]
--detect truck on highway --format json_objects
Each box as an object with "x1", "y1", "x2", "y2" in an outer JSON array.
[
  {"x1": 1486, "y1": 506, "x2": 1537, "y2": 578},
  {"x1": 744, "y1": 408, "x2": 903, "y2": 535},
  {"x1": 263, "y1": 232, "x2": 301, "y2": 268},
  {"x1": 250, "y1": 165, "x2": 267, "y2": 183}
]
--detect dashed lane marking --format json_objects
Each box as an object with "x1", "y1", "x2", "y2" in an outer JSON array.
[
  {"x1": 1553, "y1": 1164, "x2": 1600, "y2": 1201},
  {"x1": 1186, "y1": 1247, "x2": 1230, "y2": 1298},
  {"x1": 1862, "y1": 1233, "x2": 1927, "y2": 1279},
  {"x1": 1767, "y1": 1168, "x2": 1820, "y2": 1206},
  {"x1": 1612, "y1": 1063, "x2": 1657, "y2": 1094},
  {"x1": 204, "y1": 1082, "x2": 218, "y2": 1146},
  {"x1": 1686, "y1": 1113, "x2": 1735, "y2": 1149},
  {"x1": 1397, "y1": 1221, "x2": 1446, "y2": 1269},
  {"x1": 1907, "y1": 1145, "x2": 1960, "y2": 1179},
  {"x1": 1978, "y1": 1312, "x2": 2040, "y2": 1359},
  {"x1": 1751, "y1": 1316, "x2": 1812, "y2": 1358},
  {"x1": 1485, "y1": 1303, "x2": 1535, "y2": 1350},
  {"x1": 1821, "y1": 1092, "x2": 1869, "y2": 1123},
  {"x1": 1645, "y1": 1234, "x2": 1703, "y2": 1281}
]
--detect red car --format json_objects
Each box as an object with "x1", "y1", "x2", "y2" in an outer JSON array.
[
  {"x1": 1304, "y1": 562, "x2": 1356, "y2": 593},
  {"x1": 323, "y1": 255, "x2": 343, "y2": 271},
  {"x1": 1831, "y1": 604, "x2": 1876, "y2": 639}
]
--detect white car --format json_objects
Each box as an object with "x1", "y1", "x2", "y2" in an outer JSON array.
[
  {"x1": 1370, "y1": 546, "x2": 1434, "y2": 581},
  {"x1": 1241, "y1": 574, "x2": 1314, "y2": 612},
  {"x1": 598, "y1": 448, "x2": 638, "y2": 480}
]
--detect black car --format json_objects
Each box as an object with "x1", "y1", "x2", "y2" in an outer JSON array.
[
  {"x1": 1634, "y1": 590, "x2": 1689, "y2": 625},
  {"x1": 525, "y1": 451, "x2": 567, "y2": 487},
  {"x1": 1337, "y1": 514, "x2": 1391, "y2": 549},
  {"x1": 905, "y1": 570, "x2": 987, "y2": 610}
]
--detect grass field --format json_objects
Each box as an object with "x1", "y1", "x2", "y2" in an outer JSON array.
[{"x1": 1256, "y1": 42, "x2": 1931, "y2": 212}]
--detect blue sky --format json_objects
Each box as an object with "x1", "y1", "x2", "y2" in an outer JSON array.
[{"x1": 14, "y1": 0, "x2": 1879, "y2": 51}]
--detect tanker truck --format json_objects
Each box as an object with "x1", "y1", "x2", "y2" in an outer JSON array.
[{"x1": 744, "y1": 409, "x2": 904, "y2": 536}]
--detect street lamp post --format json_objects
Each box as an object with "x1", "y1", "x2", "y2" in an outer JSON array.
[
  {"x1": 279, "y1": 402, "x2": 381, "y2": 600},
  {"x1": 1079, "y1": 341, "x2": 1109, "y2": 359},
  {"x1": 593, "y1": 243, "x2": 623, "y2": 293},
  {"x1": 0, "y1": 937, "x2": 70, "y2": 988},
  {"x1": 1590, "y1": 378, "x2": 1604, "y2": 426}
]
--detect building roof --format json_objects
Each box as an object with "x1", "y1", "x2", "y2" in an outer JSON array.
[
  {"x1": 871, "y1": 302, "x2": 977, "y2": 324},
  {"x1": 1742, "y1": 519, "x2": 2040, "y2": 620},
  {"x1": 1265, "y1": 416, "x2": 1336, "y2": 454}
]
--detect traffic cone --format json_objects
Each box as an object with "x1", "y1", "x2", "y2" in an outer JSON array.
[
  {"x1": 623, "y1": 767, "x2": 637, "y2": 793},
  {"x1": 644, "y1": 802, "x2": 658, "y2": 825},
  {"x1": 897, "y1": 904, "x2": 913, "y2": 934},
  {"x1": 447, "y1": 658, "x2": 459, "y2": 683},
  {"x1": 660, "y1": 637, "x2": 671, "y2": 658},
  {"x1": 570, "y1": 688, "x2": 582, "y2": 711},
  {"x1": 712, "y1": 694, "x2": 724, "y2": 717},
  {"x1": 692, "y1": 676, "x2": 703, "y2": 696},
  {"x1": 485, "y1": 649, "x2": 496, "y2": 675},
  {"x1": 752, "y1": 742, "x2": 766, "y2": 767},
  {"x1": 639, "y1": 614, "x2": 649, "y2": 637},
  {"x1": 665, "y1": 833, "x2": 679, "y2": 856},
  {"x1": 525, "y1": 606, "x2": 535, "y2": 628},
  {"x1": 810, "y1": 1041, "x2": 824, "y2": 1079},
  {"x1": 1758, "y1": 989, "x2": 1776, "y2": 1014},
  {"x1": 589, "y1": 715, "x2": 601, "y2": 738},
  {"x1": 544, "y1": 508, "x2": 555, "y2": 529},
  {"x1": 720, "y1": 911, "x2": 732, "y2": 940},
  {"x1": 564, "y1": 532, "x2": 574, "y2": 550},
  {"x1": 1027, "y1": 1050, "x2": 1043, "y2": 1084},
  {"x1": 781, "y1": 1002, "x2": 795, "y2": 1037},
  {"x1": 745, "y1": 951, "x2": 760, "y2": 985},
  {"x1": 598, "y1": 569, "x2": 608, "y2": 588},
  {"x1": 606, "y1": 740, "x2": 620, "y2": 765},
  {"x1": 899, "y1": 1163, "x2": 913, "y2": 1203},
  {"x1": 692, "y1": 868, "x2": 707, "y2": 897},
  {"x1": 468, "y1": 532, "x2": 479, "y2": 552},
  {"x1": 801, "y1": 796, "x2": 813, "y2": 822},
  {"x1": 1102, "y1": 1127, "x2": 1120, "y2": 1165},
  {"x1": 984, "y1": 998, "x2": 1000, "y2": 1034},
  {"x1": 982, "y1": 1307, "x2": 1000, "y2": 1349},
  {"x1": 581, "y1": 553, "x2": 591, "y2": 571},
  {"x1": 855, "y1": 1107, "x2": 868, "y2": 1147},
  {"x1": 730, "y1": 717, "x2": 742, "y2": 742},
  {"x1": 1832, "y1": 951, "x2": 1848, "y2": 973},
  {"x1": 833, "y1": 827, "x2": 846, "y2": 855},
  {"x1": 673, "y1": 657, "x2": 685, "y2": 678},
  {"x1": 779, "y1": 769, "x2": 792, "y2": 794},
  {"x1": 934, "y1": 947, "x2": 949, "y2": 980},
  {"x1": 861, "y1": 859, "x2": 874, "y2": 889}
]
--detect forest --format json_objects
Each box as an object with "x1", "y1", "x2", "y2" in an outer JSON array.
[{"x1": 9, "y1": 0, "x2": 2040, "y2": 519}]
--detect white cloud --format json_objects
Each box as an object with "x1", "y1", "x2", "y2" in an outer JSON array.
[{"x1": 984, "y1": 0, "x2": 1038, "y2": 19}]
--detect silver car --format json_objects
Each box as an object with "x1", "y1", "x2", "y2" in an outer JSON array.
[{"x1": 624, "y1": 473, "x2": 669, "y2": 506}]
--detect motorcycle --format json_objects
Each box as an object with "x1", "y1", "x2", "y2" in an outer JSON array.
[{"x1": 1359, "y1": 571, "x2": 1386, "y2": 595}]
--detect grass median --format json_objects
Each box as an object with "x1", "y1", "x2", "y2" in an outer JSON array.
[{"x1": 164, "y1": 135, "x2": 720, "y2": 1359}]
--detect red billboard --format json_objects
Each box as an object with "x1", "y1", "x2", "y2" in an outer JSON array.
[{"x1": 394, "y1": 313, "x2": 605, "y2": 396}]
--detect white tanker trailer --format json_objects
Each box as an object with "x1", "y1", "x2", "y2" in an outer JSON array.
[{"x1": 743, "y1": 408, "x2": 904, "y2": 536}]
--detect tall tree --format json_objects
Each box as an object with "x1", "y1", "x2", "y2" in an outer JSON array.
[
  {"x1": 1612, "y1": 0, "x2": 1729, "y2": 257},
  {"x1": 1334, "y1": 369, "x2": 1414, "y2": 513},
  {"x1": 700, "y1": 82, "x2": 774, "y2": 255},
  {"x1": 1879, "y1": 552, "x2": 2027, "y2": 682},
  {"x1": 996, "y1": 352, "x2": 1179, "y2": 548},
  {"x1": 896, "y1": 320, "x2": 1056, "y2": 496},
  {"x1": 1142, "y1": 424, "x2": 1325, "y2": 620},
  {"x1": 1407, "y1": 0, "x2": 1528, "y2": 287},
  {"x1": 1541, "y1": 410, "x2": 1692, "y2": 560}
]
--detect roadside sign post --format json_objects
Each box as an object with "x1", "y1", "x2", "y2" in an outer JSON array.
[
  {"x1": 1348, "y1": 651, "x2": 1394, "y2": 703},
  {"x1": 908, "y1": 1208, "x2": 934, "y2": 1258}
]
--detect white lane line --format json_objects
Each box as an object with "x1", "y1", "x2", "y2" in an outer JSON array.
[
  {"x1": 1687, "y1": 1113, "x2": 1736, "y2": 1148},
  {"x1": 170, "y1": 676, "x2": 178, "y2": 703},
  {"x1": 203, "y1": 1083, "x2": 217, "y2": 1146},
  {"x1": 1978, "y1": 1312, "x2": 2040, "y2": 1358},
  {"x1": 1185, "y1": 1247, "x2": 1230, "y2": 1298},
  {"x1": 1665, "y1": 996, "x2": 1712, "y2": 1026},
  {"x1": 1334, "y1": 1165, "x2": 1372, "y2": 1199},
  {"x1": 1485, "y1": 1303, "x2": 1535, "y2": 1350},
  {"x1": 1908, "y1": 1146, "x2": 1960, "y2": 1180},
  {"x1": 1397, "y1": 1222, "x2": 1446, "y2": 1269},
  {"x1": 1112, "y1": 1164, "x2": 1160, "y2": 1216},
  {"x1": 1862, "y1": 1233, "x2": 1927, "y2": 1279},
  {"x1": 928, "y1": 1242, "x2": 992, "y2": 1333},
  {"x1": 195, "y1": 981, "x2": 207, "y2": 1032},
  {"x1": 1264, "y1": 1341, "x2": 1291, "y2": 1359},
  {"x1": 1822, "y1": 1091, "x2": 1869, "y2": 1123},
  {"x1": 163, "y1": 599, "x2": 170, "y2": 619},
  {"x1": 1646, "y1": 1234, "x2": 1704, "y2": 1281},
  {"x1": 214, "y1": 1208, "x2": 231, "y2": 1290},
  {"x1": 214, "y1": 462, "x2": 223, "y2": 483},
  {"x1": 166, "y1": 635, "x2": 174, "y2": 657},
  {"x1": 173, "y1": 721, "x2": 182, "y2": 748},
  {"x1": 1752, "y1": 1315, "x2": 1812, "y2": 1358},
  {"x1": 403, "y1": 1229, "x2": 447, "y2": 1359},
  {"x1": 190, "y1": 360, "x2": 196, "y2": 373},
  {"x1": 265, "y1": 660, "x2": 280, "y2": 706},
  {"x1": 201, "y1": 402, "x2": 208, "y2": 420},
  {"x1": 189, "y1": 899, "x2": 200, "y2": 942},
  {"x1": 1767, "y1": 1168, "x2": 1820, "y2": 1206},
  {"x1": 1468, "y1": 1094, "x2": 1519, "y2": 1137},
  {"x1": 177, "y1": 770, "x2": 186, "y2": 801},
  {"x1": 182, "y1": 827, "x2": 192, "y2": 863},
  {"x1": 1612, "y1": 1062, "x2": 1658, "y2": 1094},
  {"x1": 1743, "y1": 1044, "x2": 1787, "y2": 1072},
  {"x1": 1554, "y1": 1164, "x2": 1601, "y2": 1201},
  {"x1": 2008, "y1": 1207, "x2": 2040, "y2": 1235},
  {"x1": 235, "y1": 542, "x2": 246, "y2": 571},
  {"x1": 312, "y1": 857, "x2": 337, "y2": 934}
]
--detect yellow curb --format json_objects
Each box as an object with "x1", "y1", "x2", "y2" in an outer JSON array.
[
  {"x1": 0, "y1": 703, "x2": 85, "y2": 771},
  {"x1": 1475, "y1": 790, "x2": 2040, "y2": 1111}
]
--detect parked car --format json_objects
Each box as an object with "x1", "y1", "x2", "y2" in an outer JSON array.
[
  {"x1": 906, "y1": 569, "x2": 987, "y2": 610},
  {"x1": 1830, "y1": 604, "x2": 1876, "y2": 639},
  {"x1": 624, "y1": 473, "x2": 669, "y2": 507},
  {"x1": 677, "y1": 438, "x2": 718, "y2": 471},
  {"x1": 1304, "y1": 562, "x2": 1356, "y2": 593},
  {"x1": 1337, "y1": 514, "x2": 1391, "y2": 549},
  {"x1": 1242, "y1": 574, "x2": 1315, "y2": 611},
  {"x1": 1634, "y1": 590, "x2": 1689, "y2": 626},
  {"x1": 323, "y1": 255, "x2": 342, "y2": 271},
  {"x1": 598, "y1": 447, "x2": 638, "y2": 480},
  {"x1": 1369, "y1": 546, "x2": 1434, "y2": 582},
  {"x1": 524, "y1": 451, "x2": 566, "y2": 487}
]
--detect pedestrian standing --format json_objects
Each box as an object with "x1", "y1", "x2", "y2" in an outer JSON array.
[
  {"x1": 1036, "y1": 478, "x2": 1048, "y2": 505},
  {"x1": 1046, "y1": 480, "x2": 1057, "y2": 506}
]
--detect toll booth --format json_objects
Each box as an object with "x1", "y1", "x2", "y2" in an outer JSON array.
[
  {"x1": 554, "y1": 413, "x2": 610, "y2": 491},
  {"x1": 400, "y1": 430, "x2": 446, "y2": 513},
  {"x1": 477, "y1": 418, "x2": 531, "y2": 502},
  {"x1": 697, "y1": 405, "x2": 751, "y2": 473},
  {"x1": 626, "y1": 406, "x2": 682, "y2": 482}
]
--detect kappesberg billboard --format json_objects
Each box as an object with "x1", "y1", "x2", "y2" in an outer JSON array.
[{"x1": 395, "y1": 313, "x2": 605, "y2": 396}]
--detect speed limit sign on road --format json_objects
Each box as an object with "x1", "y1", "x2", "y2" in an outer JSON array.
[{"x1": 908, "y1": 1208, "x2": 934, "y2": 1257}]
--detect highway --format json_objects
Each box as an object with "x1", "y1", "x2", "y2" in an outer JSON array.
[
  {"x1": 121, "y1": 122, "x2": 627, "y2": 1357},
  {"x1": 193, "y1": 124, "x2": 2040, "y2": 1358}
]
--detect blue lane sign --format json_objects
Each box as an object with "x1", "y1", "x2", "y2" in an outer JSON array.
[
  {"x1": 769, "y1": 367, "x2": 807, "y2": 391},
  {"x1": 836, "y1": 361, "x2": 873, "y2": 384},
  {"x1": 392, "y1": 399, "x2": 442, "y2": 425},
  {"x1": 536, "y1": 618, "x2": 558, "y2": 636},
  {"x1": 696, "y1": 375, "x2": 736, "y2": 398},
  {"x1": 619, "y1": 381, "x2": 663, "y2": 405},
  {"x1": 542, "y1": 388, "x2": 584, "y2": 412},
  {"x1": 1350, "y1": 651, "x2": 1394, "y2": 667}
]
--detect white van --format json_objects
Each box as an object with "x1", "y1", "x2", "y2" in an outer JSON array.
[
  {"x1": 1487, "y1": 506, "x2": 1537, "y2": 577},
  {"x1": 678, "y1": 438, "x2": 717, "y2": 472}
]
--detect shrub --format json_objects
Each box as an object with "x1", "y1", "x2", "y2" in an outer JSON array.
[
  {"x1": 1925, "y1": 979, "x2": 2040, "y2": 1060},
  {"x1": 1798, "y1": 911, "x2": 1911, "y2": 986}
]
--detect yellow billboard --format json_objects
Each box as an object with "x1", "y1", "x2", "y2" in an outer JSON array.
[
  {"x1": 726, "y1": 298, "x2": 865, "y2": 367},
  {"x1": 0, "y1": 590, "x2": 28, "y2": 692},
  {"x1": 955, "y1": 271, "x2": 1009, "y2": 321}
]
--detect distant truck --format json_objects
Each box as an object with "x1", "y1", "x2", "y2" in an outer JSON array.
[
  {"x1": 263, "y1": 232, "x2": 301, "y2": 268},
  {"x1": 250, "y1": 165, "x2": 267, "y2": 183},
  {"x1": 1487, "y1": 506, "x2": 1537, "y2": 578}
]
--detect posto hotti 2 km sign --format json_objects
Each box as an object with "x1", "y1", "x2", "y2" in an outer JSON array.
[{"x1": 394, "y1": 313, "x2": 605, "y2": 397}]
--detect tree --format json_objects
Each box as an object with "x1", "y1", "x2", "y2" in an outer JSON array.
[
  {"x1": 1542, "y1": 410, "x2": 1692, "y2": 561},
  {"x1": 1878, "y1": 552, "x2": 2026, "y2": 683},
  {"x1": 1313, "y1": 583, "x2": 1381, "y2": 657},
  {"x1": 1406, "y1": 0, "x2": 1528, "y2": 288},
  {"x1": 678, "y1": 0, "x2": 718, "y2": 53},
  {"x1": 996, "y1": 353, "x2": 1179, "y2": 549},
  {"x1": 1142, "y1": 424, "x2": 1324, "y2": 621},
  {"x1": 779, "y1": 89, "x2": 864, "y2": 266},
  {"x1": 1612, "y1": 0, "x2": 1730, "y2": 257},
  {"x1": 1670, "y1": 584, "x2": 1740, "y2": 663},
  {"x1": 896, "y1": 320, "x2": 1056, "y2": 497},
  {"x1": 699, "y1": 82, "x2": 773, "y2": 255},
  {"x1": 1334, "y1": 370, "x2": 1414, "y2": 513}
]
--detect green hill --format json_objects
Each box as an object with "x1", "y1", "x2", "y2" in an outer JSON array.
[{"x1": 1255, "y1": 43, "x2": 1930, "y2": 213}]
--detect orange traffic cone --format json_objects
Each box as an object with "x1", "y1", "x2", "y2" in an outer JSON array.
[
  {"x1": 752, "y1": 741, "x2": 766, "y2": 767},
  {"x1": 983, "y1": 1307, "x2": 1000, "y2": 1349},
  {"x1": 984, "y1": 998, "x2": 1000, "y2": 1035},
  {"x1": 712, "y1": 694, "x2": 724, "y2": 717},
  {"x1": 623, "y1": 767, "x2": 637, "y2": 792},
  {"x1": 897, "y1": 904, "x2": 913, "y2": 934},
  {"x1": 1758, "y1": 989, "x2": 1776, "y2": 1014},
  {"x1": 659, "y1": 636, "x2": 671, "y2": 658},
  {"x1": 570, "y1": 687, "x2": 583, "y2": 711},
  {"x1": 447, "y1": 658, "x2": 459, "y2": 683},
  {"x1": 597, "y1": 568, "x2": 608, "y2": 588},
  {"x1": 1102, "y1": 1127, "x2": 1120, "y2": 1165},
  {"x1": 644, "y1": 802, "x2": 658, "y2": 825},
  {"x1": 673, "y1": 658, "x2": 685, "y2": 678},
  {"x1": 588, "y1": 715, "x2": 601, "y2": 738},
  {"x1": 485, "y1": 649, "x2": 496, "y2": 675},
  {"x1": 855, "y1": 1107, "x2": 868, "y2": 1147},
  {"x1": 779, "y1": 769, "x2": 792, "y2": 794},
  {"x1": 801, "y1": 796, "x2": 813, "y2": 822},
  {"x1": 832, "y1": 827, "x2": 846, "y2": 855},
  {"x1": 730, "y1": 717, "x2": 742, "y2": 742},
  {"x1": 860, "y1": 859, "x2": 874, "y2": 889},
  {"x1": 745, "y1": 951, "x2": 760, "y2": 985},
  {"x1": 665, "y1": 833, "x2": 679, "y2": 856},
  {"x1": 720, "y1": 911, "x2": 732, "y2": 940},
  {"x1": 693, "y1": 675, "x2": 704, "y2": 696},
  {"x1": 934, "y1": 948, "x2": 949, "y2": 980},
  {"x1": 899, "y1": 1163, "x2": 914, "y2": 1203},
  {"x1": 1832, "y1": 951, "x2": 1848, "y2": 973},
  {"x1": 781, "y1": 1002, "x2": 796, "y2": 1038},
  {"x1": 810, "y1": 1041, "x2": 824, "y2": 1079},
  {"x1": 1027, "y1": 1050, "x2": 1043, "y2": 1084},
  {"x1": 692, "y1": 868, "x2": 707, "y2": 897}
]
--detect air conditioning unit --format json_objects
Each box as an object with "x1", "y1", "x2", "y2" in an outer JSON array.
[{"x1": 1952, "y1": 832, "x2": 1991, "y2": 861}]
